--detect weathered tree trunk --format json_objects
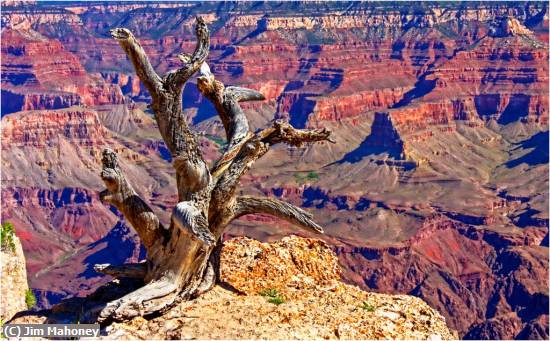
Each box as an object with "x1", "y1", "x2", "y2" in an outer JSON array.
[{"x1": 94, "y1": 17, "x2": 334, "y2": 323}]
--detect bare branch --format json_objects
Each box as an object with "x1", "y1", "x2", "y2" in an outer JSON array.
[
  {"x1": 99, "y1": 149, "x2": 169, "y2": 250},
  {"x1": 210, "y1": 120, "x2": 333, "y2": 215},
  {"x1": 197, "y1": 64, "x2": 266, "y2": 177},
  {"x1": 210, "y1": 137, "x2": 268, "y2": 211},
  {"x1": 210, "y1": 135, "x2": 253, "y2": 177},
  {"x1": 98, "y1": 278, "x2": 178, "y2": 322},
  {"x1": 258, "y1": 119, "x2": 336, "y2": 146},
  {"x1": 110, "y1": 28, "x2": 163, "y2": 96},
  {"x1": 234, "y1": 196, "x2": 324, "y2": 234},
  {"x1": 226, "y1": 86, "x2": 265, "y2": 102},
  {"x1": 94, "y1": 262, "x2": 147, "y2": 279},
  {"x1": 164, "y1": 17, "x2": 210, "y2": 92},
  {"x1": 197, "y1": 70, "x2": 263, "y2": 150}
]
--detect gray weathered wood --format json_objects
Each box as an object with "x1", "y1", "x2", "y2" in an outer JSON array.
[
  {"x1": 94, "y1": 263, "x2": 147, "y2": 279},
  {"x1": 94, "y1": 17, "x2": 333, "y2": 323}
]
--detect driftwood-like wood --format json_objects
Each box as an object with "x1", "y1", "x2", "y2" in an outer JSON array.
[
  {"x1": 94, "y1": 17, "x2": 334, "y2": 323},
  {"x1": 94, "y1": 262, "x2": 147, "y2": 279}
]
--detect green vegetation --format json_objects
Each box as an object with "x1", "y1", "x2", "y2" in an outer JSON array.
[
  {"x1": 1, "y1": 221, "x2": 16, "y2": 253},
  {"x1": 259, "y1": 288, "x2": 285, "y2": 305},
  {"x1": 267, "y1": 296, "x2": 285, "y2": 305},
  {"x1": 25, "y1": 289, "x2": 37, "y2": 309},
  {"x1": 362, "y1": 301, "x2": 376, "y2": 312},
  {"x1": 294, "y1": 171, "x2": 319, "y2": 184}
]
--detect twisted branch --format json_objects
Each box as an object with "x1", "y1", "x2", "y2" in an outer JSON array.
[
  {"x1": 164, "y1": 17, "x2": 210, "y2": 92},
  {"x1": 99, "y1": 149, "x2": 169, "y2": 251},
  {"x1": 109, "y1": 28, "x2": 163, "y2": 97},
  {"x1": 94, "y1": 262, "x2": 147, "y2": 279},
  {"x1": 234, "y1": 196, "x2": 324, "y2": 234},
  {"x1": 258, "y1": 120, "x2": 335, "y2": 146},
  {"x1": 111, "y1": 18, "x2": 211, "y2": 200}
]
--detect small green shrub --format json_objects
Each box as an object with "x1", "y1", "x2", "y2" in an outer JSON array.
[
  {"x1": 1, "y1": 221, "x2": 16, "y2": 253},
  {"x1": 268, "y1": 296, "x2": 285, "y2": 305},
  {"x1": 25, "y1": 289, "x2": 37, "y2": 309},
  {"x1": 294, "y1": 171, "x2": 319, "y2": 184},
  {"x1": 362, "y1": 301, "x2": 375, "y2": 312},
  {"x1": 259, "y1": 288, "x2": 285, "y2": 305},
  {"x1": 207, "y1": 135, "x2": 227, "y2": 148}
]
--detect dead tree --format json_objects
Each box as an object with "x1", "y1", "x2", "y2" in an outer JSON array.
[{"x1": 94, "y1": 17, "x2": 334, "y2": 322}]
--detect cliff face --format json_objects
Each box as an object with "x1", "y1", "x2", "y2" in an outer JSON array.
[
  {"x1": 1, "y1": 232, "x2": 30, "y2": 321},
  {"x1": 11, "y1": 236, "x2": 456, "y2": 340},
  {"x1": 0, "y1": 29, "x2": 124, "y2": 115},
  {"x1": 0, "y1": 106, "x2": 174, "y2": 307}
]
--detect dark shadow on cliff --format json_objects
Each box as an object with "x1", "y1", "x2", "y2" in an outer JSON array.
[
  {"x1": 391, "y1": 74, "x2": 436, "y2": 109},
  {"x1": 337, "y1": 141, "x2": 404, "y2": 164},
  {"x1": 506, "y1": 131, "x2": 549, "y2": 168},
  {"x1": 335, "y1": 113, "x2": 404, "y2": 164},
  {"x1": 78, "y1": 222, "x2": 145, "y2": 280},
  {"x1": 9, "y1": 277, "x2": 143, "y2": 327},
  {"x1": 497, "y1": 94, "x2": 530, "y2": 125}
]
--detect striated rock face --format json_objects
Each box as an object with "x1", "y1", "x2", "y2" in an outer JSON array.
[
  {"x1": 2, "y1": 109, "x2": 107, "y2": 147},
  {"x1": 1, "y1": 29, "x2": 124, "y2": 115},
  {"x1": 1, "y1": 232, "x2": 30, "y2": 321},
  {"x1": 11, "y1": 236, "x2": 455, "y2": 340},
  {"x1": 379, "y1": 29, "x2": 549, "y2": 155}
]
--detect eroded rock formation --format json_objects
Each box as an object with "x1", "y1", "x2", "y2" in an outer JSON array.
[{"x1": 1, "y1": 231, "x2": 30, "y2": 321}]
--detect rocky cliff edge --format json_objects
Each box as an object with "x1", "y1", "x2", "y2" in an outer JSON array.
[{"x1": 11, "y1": 236, "x2": 456, "y2": 340}]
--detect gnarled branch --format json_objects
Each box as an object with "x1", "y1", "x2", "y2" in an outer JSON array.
[
  {"x1": 226, "y1": 86, "x2": 266, "y2": 102},
  {"x1": 234, "y1": 196, "x2": 324, "y2": 234},
  {"x1": 99, "y1": 149, "x2": 169, "y2": 250},
  {"x1": 110, "y1": 28, "x2": 163, "y2": 97},
  {"x1": 97, "y1": 278, "x2": 178, "y2": 322},
  {"x1": 197, "y1": 62, "x2": 265, "y2": 176},
  {"x1": 258, "y1": 119, "x2": 335, "y2": 146},
  {"x1": 111, "y1": 19, "x2": 211, "y2": 200},
  {"x1": 210, "y1": 137, "x2": 268, "y2": 216},
  {"x1": 164, "y1": 16, "x2": 210, "y2": 92},
  {"x1": 209, "y1": 120, "x2": 333, "y2": 223}
]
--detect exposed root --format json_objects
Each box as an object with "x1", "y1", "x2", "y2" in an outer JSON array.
[{"x1": 97, "y1": 279, "x2": 178, "y2": 323}]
